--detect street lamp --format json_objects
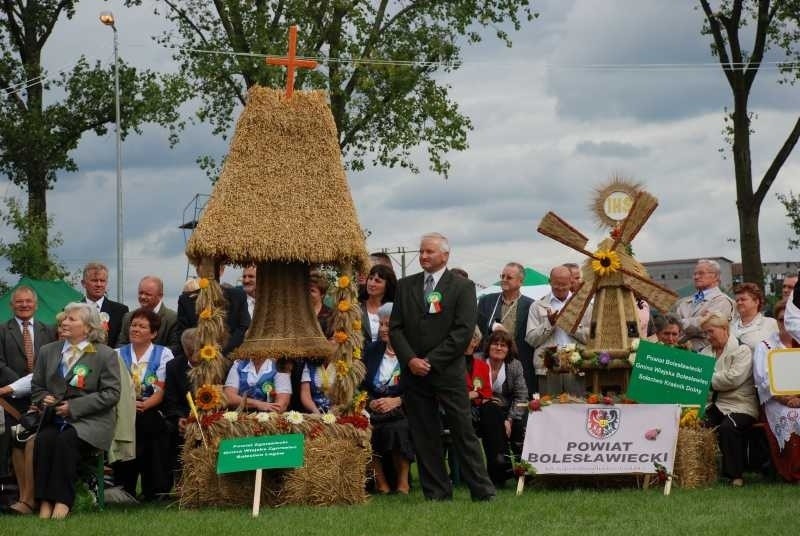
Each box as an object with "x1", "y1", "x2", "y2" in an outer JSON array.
[{"x1": 100, "y1": 11, "x2": 124, "y2": 302}]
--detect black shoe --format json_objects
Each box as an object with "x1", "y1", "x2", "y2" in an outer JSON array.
[{"x1": 472, "y1": 494, "x2": 496, "y2": 502}]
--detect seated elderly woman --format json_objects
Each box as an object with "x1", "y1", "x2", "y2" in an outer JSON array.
[
  {"x1": 31, "y1": 302, "x2": 121, "y2": 519},
  {"x1": 113, "y1": 308, "x2": 174, "y2": 501},
  {"x1": 652, "y1": 314, "x2": 683, "y2": 346},
  {"x1": 730, "y1": 282, "x2": 778, "y2": 353},
  {"x1": 476, "y1": 330, "x2": 528, "y2": 488},
  {"x1": 752, "y1": 299, "x2": 800, "y2": 482},
  {"x1": 361, "y1": 303, "x2": 413, "y2": 494},
  {"x1": 224, "y1": 354, "x2": 291, "y2": 413},
  {"x1": 700, "y1": 312, "x2": 759, "y2": 487}
]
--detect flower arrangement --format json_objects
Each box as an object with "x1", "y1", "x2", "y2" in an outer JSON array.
[
  {"x1": 285, "y1": 411, "x2": 304, "y2": 425},
  {"x1": 591, "y1": 249, "x2": 621, "y2": 276},
  {"x1": 199, "y1": 344, "x2": 219, "y2": 361},
  {"x1": 326, "y1": 265, "x2": 367, "y2": 411},
  {"x1": 336, "y1": 414, "x2": 369, "y2": 430},
  {"x1": 322, "y1": 413, "x2": 337, "y2": 424},
  {"x1": 511, "y1": 455, "x2": 537, "y2": 478},
  {"x1": 195, "y1": 384, "x2": 223, "y2": 411},
  {"x1": 679, "y1": 407, "x2": 700, "y2": 428}
]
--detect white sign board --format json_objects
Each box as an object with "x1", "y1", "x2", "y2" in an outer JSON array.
[
  {"x1": 768, "y1": 348, "x2": 800, "y2": 395},
  {"x1": 521, "y1": 404, "x2": 680, "y2": 474}
]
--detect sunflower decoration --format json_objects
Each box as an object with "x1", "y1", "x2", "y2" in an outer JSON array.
[
  {"x1": 199, "y1": 344, "x2": 220, "y2": 361},
  {"x1": 326, "y1": 265, "x2": 366, "y2": 412},
  {"x1": 591, "y1": 249, "x2": 621, "y2": 277},
  {"x1": 195, "y1": 384, "x2": 223, "y2": 411},
  {"x1": 188, "y1": 258, "x2": 230, "y2": 389}
]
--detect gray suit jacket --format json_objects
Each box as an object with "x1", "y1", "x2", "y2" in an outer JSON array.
[
  {"x1": 117, "y1": 305, "x2": 180, "y2": 355},
  {"x1": 0, "y1": 318, "x2": 57, "y2": 386},
  {"x1": 31, "y1": 341, "x2": 121, "y2": 450}
]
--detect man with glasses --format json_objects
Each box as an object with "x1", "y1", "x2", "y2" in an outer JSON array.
[
  {"x1": 675, "y1": 259, "x2": 735, "y2": 351},
  {"x1": 477, "y1": 262, "x2": 535, "y2": 396}
]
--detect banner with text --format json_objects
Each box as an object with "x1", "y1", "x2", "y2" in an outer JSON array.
[
  {"x1": 217, "y1": 434, "x2": 304, "y2": 474},
  {"x1": 627, "y1": 340, "x2": 714, "y2": 416},
  {"x1": 522, "y1": 404, "x2": 680, "y2": 474}
]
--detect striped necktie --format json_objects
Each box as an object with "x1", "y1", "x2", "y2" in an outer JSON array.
[
  {"x1": 424, "y1": 274, "x2": 434, "y2": 298},
  {"x1": 21, "y1": 320, "x2": 34, "y2": 373}
]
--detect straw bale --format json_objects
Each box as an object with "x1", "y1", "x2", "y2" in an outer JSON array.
[
  {"x1": 179, "y1": 412, "x2": 371, "y2": 508},
  {"x1": 281, "y1": 437, "x2": 371, "y2": 506},
  {"x1": 186, "y1": 87, "x2": 368, "y2": 272},
  {"x1": 674, "y1": 426, "x2": 718, "y2": 488}
]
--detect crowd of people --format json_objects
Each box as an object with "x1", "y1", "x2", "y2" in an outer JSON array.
[{"x1": 0, "y1": 239, "x2": 799, "y2": 517}]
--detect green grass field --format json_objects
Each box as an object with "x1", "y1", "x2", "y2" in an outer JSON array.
[{"x1": 2, "y1": 478, "x2": 797, "y2": 536}]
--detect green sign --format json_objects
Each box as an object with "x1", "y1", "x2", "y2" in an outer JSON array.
[
  {"x1": 216, "y1": 434, "x2": 304, "y2": 474},
  {"x1": 627, "y1": 340, "x2": 715, "y2": 417}
]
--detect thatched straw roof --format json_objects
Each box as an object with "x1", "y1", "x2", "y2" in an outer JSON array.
[{"x1": 186, "y1": 87, "x2": 368, "y2": 271}]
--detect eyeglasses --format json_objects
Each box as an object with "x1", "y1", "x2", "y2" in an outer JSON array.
[{"x1": 499, "y1": 274, "x2": 518, "y2": 280}]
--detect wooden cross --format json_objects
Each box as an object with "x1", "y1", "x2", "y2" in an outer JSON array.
[{"x1": 266, "y1": 25, "x2": 317, "y2": 99}]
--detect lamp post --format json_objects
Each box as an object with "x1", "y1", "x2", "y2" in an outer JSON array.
[{"x1": 100, "y1": 11, "x2": 124, "y2": 302}]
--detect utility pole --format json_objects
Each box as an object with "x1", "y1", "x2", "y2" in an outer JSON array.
[{"x1": 378, "y1": 247, "x2": 420, "y2": 278}]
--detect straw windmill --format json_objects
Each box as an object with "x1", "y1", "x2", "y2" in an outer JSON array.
[
  {"x1": 537, "y1": 186, "x2": 678, "y2": 358},
  {"x1": 185, "y1": 26, "x2": 369, "y2": 408}
]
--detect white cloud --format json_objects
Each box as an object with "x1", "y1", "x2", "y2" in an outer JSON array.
[{"x1": 2, "y1": 1, "x2": 797, "y2": 309}]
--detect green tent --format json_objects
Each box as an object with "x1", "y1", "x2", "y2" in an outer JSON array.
[
  {"x1": 492, "y1": 267, "x2": 550, "y2": 286},
  {"x1": 0, "y1": 277, "x2": 83, "y2": 325}
]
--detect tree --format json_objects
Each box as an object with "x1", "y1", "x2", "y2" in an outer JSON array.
[
  {"x1": 0, "y1": 197, "x2": 68, "y2": 281},
  {"x1": 698, "y1": 0, "x2": 800, "y2": 286},
  {"x1": 123, "y1": 0, "x2": 536, "y2": 179},
  {"x1": 777, "y1": 190, "x2": 800, "y2": 249},
  {"x1": 0, "y1": 1, "x2": 189, "y2": 262}
]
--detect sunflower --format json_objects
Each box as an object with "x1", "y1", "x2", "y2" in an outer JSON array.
[
  {"x1": 335, "y1": 359, "x2": 350, "y2": 377},
  {"x1": 353, "y1": 391, "x2": 368, "y2": 413},
  {"x1": 591, "y1": 249, "x2": 621, "y2": 276},
  {"x1": 198, "y1": 277, "x2": 210, "y2": 289},
  {"x1": 352, "y1": 319, "x2": 362, "y2": 331},
  {"x1": 199, "y1": 344, "x2": 218, "y2": 361},
  {"x1": 199, "y1": 307, "x2": 213, "y2": 320},
  {"x1": 195, "y1": 384, "x2": 221, "y2": 411},
  {"x1": 337, "y1": 299, "x2": 351, "y2": 312},
  {"x1": 352, "y1": 346, "x2": 362, "y2": 359},
  {"x1": 337, "y1": 275, "x2": 351, "y2": 288},
  {"x1": 333, "y1": 330, "x2": 348, "y2": 344}
]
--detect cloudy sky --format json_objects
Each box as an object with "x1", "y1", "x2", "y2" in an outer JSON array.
[{"x1": 2, "y1": 0, "x2": 799, "y2": 307}]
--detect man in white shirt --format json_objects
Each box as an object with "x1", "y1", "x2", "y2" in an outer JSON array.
[
  {"x1": 525, "y1": 266, "x2": 589, "y2": 395},
  {"x1": 242, "y1": 264, "x2": 256, "y2": 319},
  {"x1": 81, "y1": 262, "x2": 129, "y2": 347}
]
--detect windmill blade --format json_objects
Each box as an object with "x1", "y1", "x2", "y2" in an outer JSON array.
[
  {"x1": 538, "y1": 212, "x2": 593, "y2": 257},
  {"x1": 556, "y1": 276, "x2": 596, "y2": 334},
  {"x1": 620, "y1": 269, "x2": 679, "y2": 312},
  {"x1": 612, "y1": 191, "x2": 658, "y2": 249}
]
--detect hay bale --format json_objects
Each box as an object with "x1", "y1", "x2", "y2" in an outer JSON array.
[
  {"x1": 281, "y1": 437, "x2": 371, "y2": 506},
  {"x1": 179, "y1": 413, "x2": 371, "y2": 508},
  {"x1": 185, "y1": 87, "x2": 368, "y2": 272},
  {"x1": 674, "y1": 426, "x2": 718, "y2": 488}
]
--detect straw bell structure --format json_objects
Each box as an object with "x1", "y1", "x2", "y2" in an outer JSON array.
[{"x1": 186, "y1": 87, "x2": 369, "y2": 362}]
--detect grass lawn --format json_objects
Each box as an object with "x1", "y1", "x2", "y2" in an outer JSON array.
[{"x1": 2, "y1": 477, "x2": 797, "y2": 536}]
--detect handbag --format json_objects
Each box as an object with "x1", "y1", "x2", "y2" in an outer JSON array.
[
  {"x1": 368, "y1": 405, "x2": 405, "y2": 425},
  {"x1": 13, "y1": 406, "x2": 53, "y2": 443}
]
